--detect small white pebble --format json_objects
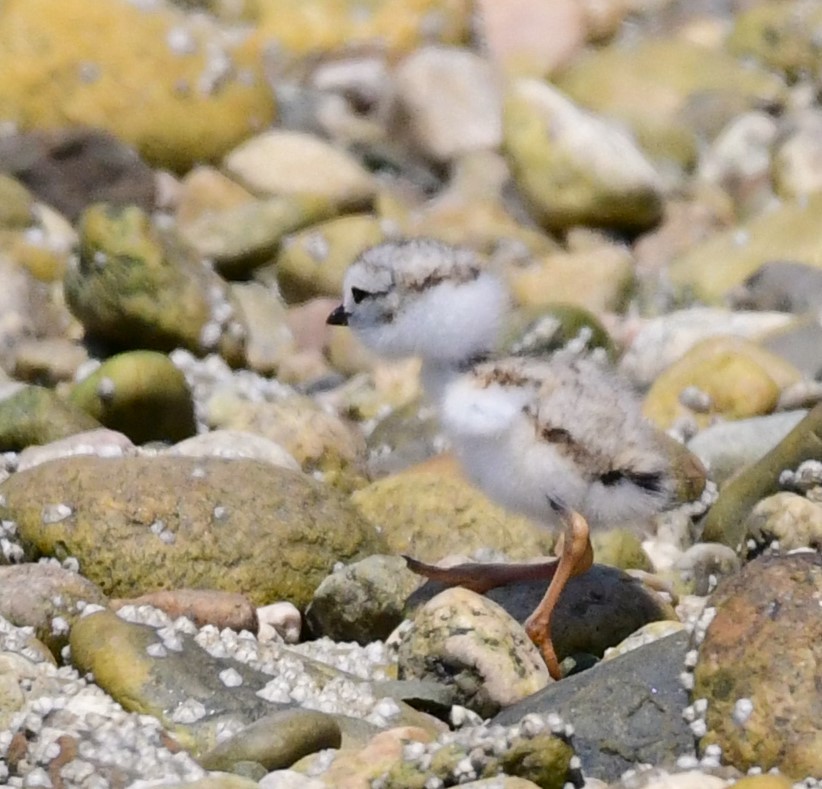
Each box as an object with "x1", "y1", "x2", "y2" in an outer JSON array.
[
  {"x1": 96, "y1": 377, "x2": 116, "y2": 400},
  {"x1": 219, "y1": 668, "x2": 243, "y2": 688},
  {"x1": 41, "y1": 503, "x2": 73, "y2": 524},
  {"x1": 689, "y1": 719, "x2": 707, "y2": 738},
  {"x1": 171, "y1": 698, "x2": 207, "y2": 724},
  {"x1": 732, "y1": 697, "x2": 754, "y2": 726},
  {"x1": 257, "y1": 602, "x2": 301, "y2": 644},
  {"x1": 676, "y1": 754, "x2": 700, "y2": 770},
  {"x1": 50, "y1": 617, "x2": 69, "y2": 636},
  {"x1": 704, "y1": 743, "x2": 722, "y2": 759},
  {"x1": 146, "y1": 643, "x2": 167, "y2": 658}
]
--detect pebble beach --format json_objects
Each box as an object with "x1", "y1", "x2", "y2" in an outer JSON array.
[{"x1": 0, "y1": 1, "x2": 821, "y2": 788}]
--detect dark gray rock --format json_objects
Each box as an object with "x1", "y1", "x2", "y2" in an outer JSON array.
[{"x1": 494, "y1": 630, "x2": 695, "y2": 783}]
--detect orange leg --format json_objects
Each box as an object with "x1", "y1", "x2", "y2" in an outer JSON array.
[{"x1": 525, "y1": 509, "x2": 594, "y2": 680}]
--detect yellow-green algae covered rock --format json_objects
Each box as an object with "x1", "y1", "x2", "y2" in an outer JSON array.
[
  {"x1": 667, "y1": 192, "x2": 822, "y2": 304},
  {"x1": 0, "y1": 0, "x2": 275, "y2": 171},
  {"x1": 254, "y1": 0, "x2": 471, "y2": 57},
  {"x1": 69, "y1": 350, "x2": 197, "y2": 444},
  {"x1": 351, "y1": 456, "x2": 554, "y2": 563},
  {"x1": 703, "y1": 402, "x2": 822, "y2": 550},
  {"x1": 728, "y1": 0, "x2": 822, "y2": 81},
  {"x1": 276, "y1": 214, "x2": 386, "y2": 303},
  {"x1": 65, "y1": 204, "x2": 245, "y2": 365},
  {"x1": 642, "y1": 337, "x2": 799, "y2": 431},
  {"x1": 70, "y1": 609, "x2": 341, "y2": 757},
  {"x1": 0, "y1": 455, "x2": 385, "y2": 607},
  {"x1": 503, "y1": 78, "x2": 663, "y2": 232},
  {"x1": 0, "y1": 385, "x2": 101, "y2": 452}
]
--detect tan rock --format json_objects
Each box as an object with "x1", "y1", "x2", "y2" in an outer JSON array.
[
  {"x1": 729, "y1": 775, "x2": 795, "y2": 789},
  {"x1": 394, "y1": 46, "x2": 502, "y2": 161},
  {"x1": 223, "y1": 131, "x2": 375, "y2": 210},
  {"x1": 507, "y1": 242, "x2": 635, "y2": 314},
  {"x1": 205, "y1": 389, "x2": 367, "y2": 482},
  {"x1": 175, "y1": 166, "x2": 256, "y2": 226},
  {"x1": 316, "y1": 726, "x2": 433, "y2": 789},
  {"x1": 474, "y1": 0, "x2": 586, "y2": 77},
  {"x1": 397, "y1": 587, "x2": 551, "y2": 717},
  {"x1": 180, "y1": 195, "x2": 333, "y2": 278}
]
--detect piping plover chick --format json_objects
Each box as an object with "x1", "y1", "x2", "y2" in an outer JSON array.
[{"x1": 328, "y1": 238, "x2": 703, "y2": 678}]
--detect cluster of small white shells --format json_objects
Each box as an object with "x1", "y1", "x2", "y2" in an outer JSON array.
[
  {"x1": 199, "y1": 282, "x2": 245, "y2": 351},
  {"x1": 170, "y1": 349, "x2": 295, "y2": 431},
  {"x1": 779, "y1": 459, "x2": 822, "y2": 492},
  {"x1": 372, "y1": 712, "x2": 578, "y2": 789},
  {"x1": 1, "y1": 516, "x2": 24, "y2": 563},
  {"x1": 36, "y1": 555, "x2": 81, "y2": 575},
  {"x1": 115, "y1": 604, "x2": 398, "y2": 725},
  {"x1": 0, "y1": 616, "x2": 205, "y2": 787}
]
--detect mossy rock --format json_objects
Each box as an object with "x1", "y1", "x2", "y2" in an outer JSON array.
[
  {"x1": 66, "y1": 203, "x2": 245, "y2": 364},
  {"x1": 0, "y1": 385, "x2": 100, "y2": 451},
  {"x1": 0, "y1": 455, "x2": 385, "y2": 607},
  {"x1": 69, "y1": 350, "x2": 196, "y2": 444},
  {"x1": 0, "y1": 0, "x2": 275, "y2": 171}
]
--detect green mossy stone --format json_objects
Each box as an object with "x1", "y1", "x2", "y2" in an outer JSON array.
[
  {"x1": 0, "y1": 174, "x2": 34, "y2": 228},
  {"x1": 0, "y1": 385, "x2": 100, "y2": 451},
  {"x1": 276, "y1": 214, "x2": 385, "y2": 303},
  {"x1": 1, "y1": 455, "x2": 385, "y2": 607},
  {"x1": 728, "y1": 1, "x2": 822, "y2": 80},
  {"x1": 66, "y1": 203, "x2": 244, "y2": 365},
  {"x1": 702, "y1": 402, "x2": 822, "y2": 551},
  {"x1": 69, "y1": 350, "x2": 196, "y2": 444}
]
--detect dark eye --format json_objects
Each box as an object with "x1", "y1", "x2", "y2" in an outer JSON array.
[{"x1": 351, "y1": 287, "x2": 372, "y2": 304}]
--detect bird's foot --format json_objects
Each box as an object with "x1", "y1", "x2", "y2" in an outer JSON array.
[{"x1": 524, "y1": 613, "x2": 562, "y2": 681}]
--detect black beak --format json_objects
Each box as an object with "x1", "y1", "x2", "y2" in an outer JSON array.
[{"x1": 326, "y1": 305, "x2": 349, "y2": 326}]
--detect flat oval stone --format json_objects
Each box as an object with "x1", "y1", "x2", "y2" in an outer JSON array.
[{"x1": 0, "y1": 455, "x2": 385, "y2": 607}]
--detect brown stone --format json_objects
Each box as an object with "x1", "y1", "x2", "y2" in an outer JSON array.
[
  {"x1": 694, "y1": 552, "x2": 822, "y2": 778},
  {"x1": 110, "y1": 589, "x2": 258, "y2": 634}
]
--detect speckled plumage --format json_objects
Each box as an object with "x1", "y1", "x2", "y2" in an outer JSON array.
[{"x1": 333, "y1": 239, "x2": 677, "y2": 530}]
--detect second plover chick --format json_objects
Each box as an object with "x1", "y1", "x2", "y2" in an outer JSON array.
[{"x1": 328, "y1": 238, "x2": 704, "y2": 679}]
